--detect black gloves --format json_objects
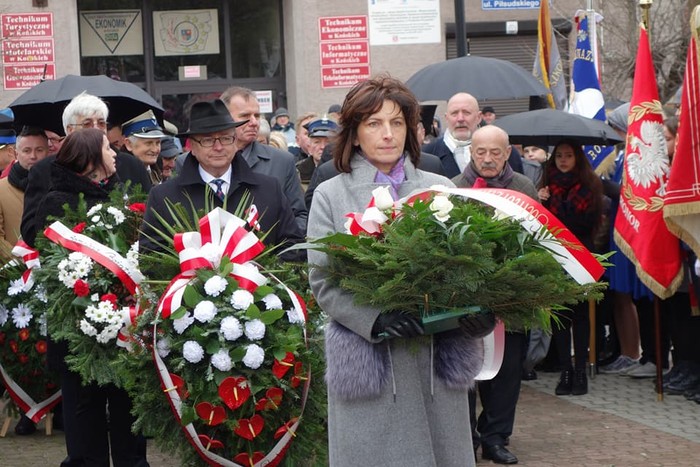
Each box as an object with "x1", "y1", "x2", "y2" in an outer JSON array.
[
  {"x1": 459, "y1": 312, "x2": 496, "y2": 339},
  {"x1": 372, "y1": 311, "x2": 424, "y2": 338}
]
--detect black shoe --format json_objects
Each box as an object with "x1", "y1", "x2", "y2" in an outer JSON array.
[
  {"x1": 666, "y1": 373, "x2": 700, "y2": 395},
  {"x1": 482, "y1": 444, "x2": 518, "y2": 464},
  {"x1": 522, "y1": 369, "x2": 538, "y2": 381},
  {"x1": 555, "y1": 369, "x2": 573, "y2": 395},
  {"x1": 572, "y1": 368, "x2": 588, "y2": 395},
  {"x1": 14, "y1": 415, "x2": 36, "y2": 436}
]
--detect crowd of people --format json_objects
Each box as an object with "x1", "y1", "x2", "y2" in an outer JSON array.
[{"x1": 0, "y1": 73, "x2": 699, "y2": 466}]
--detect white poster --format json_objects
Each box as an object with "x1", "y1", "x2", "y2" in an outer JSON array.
[
  {"x1": 368, "y1": 0, "x2": 441, "y2": 46},
  {"x1": 153, "y1": 9, "x2": 220, "y2": 57},
  {"x1": 79, "y1": 10, "x2": 143, "y2": 57}
]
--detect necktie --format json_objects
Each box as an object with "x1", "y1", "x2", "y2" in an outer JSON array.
[{"x1": 211, "y1": 179, "x2": 226, "y2": 201}]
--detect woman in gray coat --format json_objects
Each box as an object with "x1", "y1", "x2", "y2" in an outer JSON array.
[{"x1": 307, "y1": 76, "x2": 494, "y2": 467}]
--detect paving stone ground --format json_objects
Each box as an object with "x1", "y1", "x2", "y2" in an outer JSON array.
[{"x1": 1, "y1": 371, "x2": 698, "y2": 466}]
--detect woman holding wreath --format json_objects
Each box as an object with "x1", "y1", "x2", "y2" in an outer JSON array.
[{"x1": 307, "y1": 75, "x2": 494, "y2": 466}]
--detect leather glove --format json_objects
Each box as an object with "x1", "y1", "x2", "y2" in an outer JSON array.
[
  {"x1": 459, "y1": 312, "x2": 496, "y2": 339},
  {"x1": 372, "y1": 311, "x2": 424, "y2": 338}
]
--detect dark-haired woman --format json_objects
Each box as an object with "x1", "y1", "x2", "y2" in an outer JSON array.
[
  {"x1": 307, "y1": 75, "x2": 493, "y2": 466},
  {"x1": 35, "y1": 128, "x2": 147, "y2": 467},
  {"x1": 538, "y1": 139, "x2": 603, "y2": 396}
]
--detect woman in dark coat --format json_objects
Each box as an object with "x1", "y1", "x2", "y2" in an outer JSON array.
[
  {"x1": 35, "y1": 128, "x2": 147, "y2": 467},
  {"x1": 538, "y1": 139, "x2": 603, "y2": 396}
]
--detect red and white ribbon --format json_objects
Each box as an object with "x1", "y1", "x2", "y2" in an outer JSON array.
[
  {"x1": 158, "y1": 208, "x2": 266, "y2": 319},
  {"x1": 116, "y1": 305, "x2": 141, "y2": 350},
  {"x1": 475, "y1": 320, "x2": 506, "y2": 381},
  {"x1": 11, "y1": 240, "x2": 41, "y2": 290},
  {"x1": 0, "y1": 361, "x2": 61, "y2": 423}
]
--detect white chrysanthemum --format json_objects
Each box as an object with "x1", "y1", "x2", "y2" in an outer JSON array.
[
  {"x1": 210, "y1": 349, "x2": 233, "y2": 371},
  {"x1": 183, "y1": 340, "x2": 205, "y2": 363},
  {"x1": 286, "y1": 307, "x2": 305, "y2": 324},
  {"x1": 244, "y1": 319, "x2": 266, "y2": 341},
  {"x1": 107, "y1": 206, "x2": 126, "y2": 225},
  {"x1": 229, "y1": 289, "x2": 255, "y2": 310},
  {"x1": 126, "y1": 242, "x2": 139, "y2": 268},
  {"x1": 173, "y1": 312, "x2": 195, "y2": 334},
  {"x1": 0, "y1": 305, "x2": 8, "y2": 326},
  {"x1": 261, "y1": 293, "x2": 283, "y2": 310},
  {"x1": 95, "y1": 324, "x2": 120, "y2": 344},
  {"x1": 204, "y1": 275, "x2": 228, "y2": 297},
  {"x1": 38, "y1": 313, "x2": 47, "y2": 336},
  {"x1": 193, "y1": 301, "x2": 217, "y2": 323},
  {"x1": 86, "y1": 204, "x2": 102, "y2": 216},
  {"x1": 90, "y1": 215, "x2": 101, "y2": 224},
  {"x1": 80, "y1": 319, "x2": 98, "y2": 337},
  {"x1": 7, "y1": 278, "x2": 24, "y2": 296},
  {"x1": 91, "y1": 293, "x2": 100, "y2": 302},
  {"x1": 11, "y1": 304, "x2": 32, "y2": 328},
  {"x1": 34, "y1": 285, "x2": 48, "y2": 303},
  {"x1": 242, "y1": 344, "x2": 265, "y2": 369},
  {"x1": 220, "y1": 316, "x2": 243, "y2": 341},
  {"x1": 156, "y1": 338, "x2": 171, "y2": 358}
]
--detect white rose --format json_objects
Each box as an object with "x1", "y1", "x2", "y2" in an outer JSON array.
[
  {"x1": 429, "y1": 195, "x2": 454, "y2": 222},
  {"x1": 372, "y1": 186, "x2": 394, "y2": 210}
]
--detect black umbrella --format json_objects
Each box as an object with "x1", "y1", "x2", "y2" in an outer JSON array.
[
  {"x1": 406, "y1": 55, "x2": 549, "y2": 101},
  {"x1": 9, "y1": 74, "x2": 163, "y2": 135},
  {"x1": 493, "y1": 109, "x2": 624, "y2": 146}
]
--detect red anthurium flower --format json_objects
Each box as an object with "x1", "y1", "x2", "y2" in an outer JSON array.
[
  {"x1": 218, "y1": 376, "x2": 250, "y2": 410},
  {"x1": 18, "y1": 354, "x2": 29, "y2": 364},
  {"x1": 100, "y1": 293, "x2": 118, "y2": 309},
  {"x1": 35, "y1": 340, "x2": 47, "y2": 354},
  {"x1": 272, "y1": 352, "x2": 295, "y2": 379},
  {"x1": 166, "y1": 373, "x2": 189, "y2": 399},
  {"x1": 233, "y1": 452, "x2": 265, "y2": 467},
  {"x1": 195, "y1": 402, "x2": 226, "y2": 426},
  {"x1": 73, "y1": 279, "x2": 90, "y2": 297},
  {"x1": 9, "y1": 340, "x2": 18, "y2": 353},
  {"x1": 255, "y1": 387, "x2": 284, "y2": 412},
  {"x1": 72, "y1": 222, "x2": 87, "y2": 233},
  {"x1": 274, "y1": 417, "x2": 299, "y2": 439},
  {"x1": 128, "y1": 202, "x2": 146, "y2": 213},
  {"x1": 233, "y1": 414, "x2": 264, "y2": 440},
  {"x1": 255, "y1": 398, "x2": 268, "y2": 412},
  {"x1": 18, "y1": 328, "x2": 30, "y2": 341},
  {"x1": 197, "y1": 434, "x2": 224, "y2": 450},
  {"x1": 291, "y1": 361, "x2": 308, "y2": 388}
]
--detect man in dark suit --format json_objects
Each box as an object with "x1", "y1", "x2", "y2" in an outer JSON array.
[
  {"x1": 140, "y1": 100, "x2": 304, "y2": 257},
  {"x1": 219, "y1": 86, "x2": 307, "y2": 232},
  {"x1": 423, "y1": 92, "x2": 522, "y2": 178}
]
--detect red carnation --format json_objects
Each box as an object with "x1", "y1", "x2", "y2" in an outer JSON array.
[
  {"x1": 100, "y1": 293, "x2": 118, "y2": 309},
  {"x1": 35, "y1": 340, "x2": 47, "y2": 354},
  {"x1": 18, "y1": 328, "x2": 30, "y2": 341},
  {"x1": 128, "y1": 203, "x2": 146, "y2": 213},
  {"x1": 9, "y1": 340, "x2": 18, "y2": 353},
  {"x1": 18, "y1": 354, "x2": 29, "y2": 364},
  {"x1": 72, "y1": 222, "x2": 87, "y2": 233},
  {"x1": 73, "y1": 279, "x2": 90, "y2": 297}
]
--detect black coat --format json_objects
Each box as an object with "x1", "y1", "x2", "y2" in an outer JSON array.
[
  {"x1": 304, "y1": 152, "x2": 446, "y2": 210},
  {"x1": 422, "y1": 137, "x2": 524, "y2": 178},
  {"x1": 21, "y1": 151, "x2": 151, "y2": 246},
  {"x1": 140, "y1": 153, "x2": 304, "y2": 260}
]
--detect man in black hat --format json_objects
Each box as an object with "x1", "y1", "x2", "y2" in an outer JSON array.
[
  {"x1": 140, "y1": 99, "x2": 304, "y2": 257},
  {"x1": 481, "y1": 106, "x2": 496, "y2": 125}
]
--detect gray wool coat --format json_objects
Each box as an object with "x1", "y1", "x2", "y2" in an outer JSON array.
[{"x1": 308, "y1": 154, "x2": 482, "y2": 467}]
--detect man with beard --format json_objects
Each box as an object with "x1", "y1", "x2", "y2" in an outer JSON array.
[{"x1": 423, "y1": 92, "x2": 522, "y2": 177}]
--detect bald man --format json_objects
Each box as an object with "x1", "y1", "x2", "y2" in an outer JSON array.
[
  {"x1": 423, "y1": 92, "x2": 522, "y2": 177},
  {"x1": 453, "y1": 124, "x2": 536, "y2": 465}
]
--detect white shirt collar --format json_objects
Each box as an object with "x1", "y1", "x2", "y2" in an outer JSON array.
[{"x1": 198, "y1": 165, "x2": 233, "y2": 195}]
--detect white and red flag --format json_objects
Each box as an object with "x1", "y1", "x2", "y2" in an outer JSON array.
[{"x1": 614, "y1": 24, "x2": 682, "y2": 298}]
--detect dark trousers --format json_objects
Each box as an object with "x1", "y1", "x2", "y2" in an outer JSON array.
[
  {"x1": 553, "y1": 301, "x2": 589, "y2": 370},
  {"x1": 665, "y1": 292, "x2": 700, "y2": 363},
  {"x1": 470, "y1": 332, "x2": 526, "y2": 449},
  {"x1": 635, "y1": 297, "x2": 670, "y2": 367},
  {"x1": 61, "y1": 370, "x2": 148, "y2": 467}
]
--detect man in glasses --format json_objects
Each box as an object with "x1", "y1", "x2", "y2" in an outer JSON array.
[{"x1": 140, "y1": 99, "x2": 304, "y2": 259}]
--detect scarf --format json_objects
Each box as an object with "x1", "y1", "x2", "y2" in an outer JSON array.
[
  {"x1": 546, "y1": 168, "x2": 593, "y2": 218},
  {"x1": 7, "y1": 161, "x2": 29, "y2": 192},
  {"x1": 461, "y1": 160, "x2": 514, "y2": 189},
  {"x1": 372, "y1": 153, "x2": 406, "y2": 200},
  {"x1": 443, "y1": 129, "x2": 471, "y2": 151}
]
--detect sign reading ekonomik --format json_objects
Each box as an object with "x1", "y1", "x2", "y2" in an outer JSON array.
[{"x1": 482, "y1": 0, "x2": 540, "y2": 9}]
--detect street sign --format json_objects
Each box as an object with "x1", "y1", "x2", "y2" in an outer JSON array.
[{"x1": 482, "y1": 0, "x2": 540, "y2": 10}]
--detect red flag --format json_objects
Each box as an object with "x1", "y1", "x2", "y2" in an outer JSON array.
[
  {"x1": 664, "y1": 7, "x2": 700, "y2": 259},
  {"x1": 613, "y1": 24, "x2": 682, "y2": 299}
]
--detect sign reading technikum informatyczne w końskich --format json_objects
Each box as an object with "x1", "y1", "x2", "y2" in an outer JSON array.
[{"x1": 482, "y1": 0, "x2": 540, "y2": 9}]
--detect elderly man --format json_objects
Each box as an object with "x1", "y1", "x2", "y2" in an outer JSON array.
[
  {"x1": 296, "y1": 116, "x2": 338, "y2": 190},
  {"x1": 220, "y1": 86, "x2": 308, "y2": 231},
  {"x1": 121, "y1": 110, "x2": 166, "y2": 184},
  {"x1": 141, "y1": 99, "x2": 303, "y2": 256},
  {"x1": 453, "y1": 125, "x2": 537, "y2": 465},
  {"x1": 293, "y1": 111, "x2": 318, "y2": 163},
  {"x1": 423, "y1": 92, "x2": 522, "y2": 178},
  {"x1": 159, "y1": 136, "x2": 181, "y2": 180}
]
